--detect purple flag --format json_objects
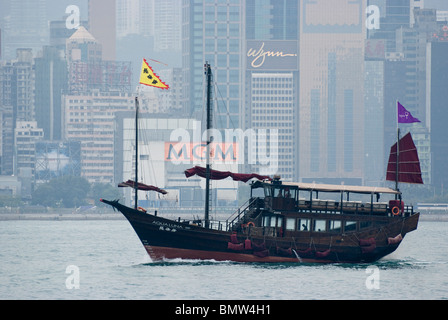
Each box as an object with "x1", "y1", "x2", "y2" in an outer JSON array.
[{"x1": 398, "y1": 101, "x2": 420, "y2": 123}]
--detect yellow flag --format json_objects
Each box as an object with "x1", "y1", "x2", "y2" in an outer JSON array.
[{"x1": 139, "y1": 59, "x2": 169, "y2": 89}]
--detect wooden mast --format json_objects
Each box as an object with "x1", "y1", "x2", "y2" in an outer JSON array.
[{"x1": 204, "y1": 62, "x2": 212, "y2": 229}]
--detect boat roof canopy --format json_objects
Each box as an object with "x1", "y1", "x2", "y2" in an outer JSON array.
[{"x1": 252, "y1": 180, "x2": 400, "y2": 195}]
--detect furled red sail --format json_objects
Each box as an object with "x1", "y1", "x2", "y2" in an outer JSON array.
[
  {"x1": 184, "y1": 166, "x2": 271, "y2": 183},
  {"x1": 118, "y1": 180, "x2": 168, "y2": 194},
  {"x1": 386, "y1": 132, "x2": 423, "y2": 184}
]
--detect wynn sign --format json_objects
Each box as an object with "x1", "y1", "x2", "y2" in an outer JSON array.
[{"x1": 246, "y1": 40, "x2": 298, "y2": 71}]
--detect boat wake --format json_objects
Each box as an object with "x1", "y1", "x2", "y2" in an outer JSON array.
[{"x1": 139, "y1": 258, "x2": 236, "y2": 267}]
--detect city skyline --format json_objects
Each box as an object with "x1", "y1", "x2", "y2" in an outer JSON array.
[{"x1": 1, "y1": 0, "x2": 447, "y2": 204}]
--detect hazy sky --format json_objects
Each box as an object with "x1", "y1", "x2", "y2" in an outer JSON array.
[{"x1": 425, "y1": 0, "x2": 448, "y2": 10}]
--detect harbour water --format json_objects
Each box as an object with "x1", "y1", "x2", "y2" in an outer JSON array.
[{"x1": 0, "y1": 218, "x2": 447, "y2": 300}]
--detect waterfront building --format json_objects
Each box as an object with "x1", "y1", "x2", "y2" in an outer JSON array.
[
  {"x1": 182, "y1": 0, "x2": 243, "y2": 130},
  {"x1": 34, "y1": 46, "x2": 67, "y2": 141},
  {"x1": 114, "y1": 112, "x2": 239, "y2": 208},
  {"x1": 62, "y1": 90, "x2": 134, "y2": 184},
  {"x1": 244, "y1": 0, "x2": 299, "y2": 180},
  {"x1": 427, "y1": 40, "x2": 448, "y2": 192},
  {"x1": 88, "y1": 0, "x2": 116, "y2": 61},
  {"x1": 298, "y1": 0, "x2": 366, "y2": 185}
]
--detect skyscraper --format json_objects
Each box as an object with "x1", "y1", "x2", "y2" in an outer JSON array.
[
  {"x1": 245, "y1": 0, "x2": 299, "y2": 180},
  {"x1": 182, "y1": 0, "x2": 242, "y2": 130},
  {"x1": 1, "y1": 0, "x2": 48, "y2": 60},
  {"x1": 299, "y1": 0, "x2": 366, "y2": 184},
  {"x1": 427, "y1": 40, "x2": 448, "y2": 192},
  {"x1": 34, "y1": 46, "x2": 67, "y2": 141},
  {"x1": 154, "y1": 0, "x2": 182, "y2": 53},
  {"x1": 89, "y1": 0, "x2": 116, "y2": 61}
]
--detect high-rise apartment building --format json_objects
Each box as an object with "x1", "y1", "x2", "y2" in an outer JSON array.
[
  {"x1": 63, "y1": 90, "x2": 134, "y2": 184},
  {"x1": 0, "y1": 48, "x2": 36, "y2": 176},
  {"x1": 66, "y1": 26, "x2": 132, "y2": 94},
  {"x1": 13, "y1": 49, "x2": 35, "y2": 123},
  {"x1": 14, "y1": 121, "x2": 44, "y2": 177}
]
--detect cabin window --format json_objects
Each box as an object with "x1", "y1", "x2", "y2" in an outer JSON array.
[
  {"x1": 313, "y1": 220, "x2": 326, "y2": 232},
  {"x1": 262, "y1": 216, "x2": 270, "y2": 227},
  {"x1": 274, "y1": 187, "x2": 283, "y2": 197},
  {"x1": 328, "y1": 220, "x2": 342, "y2": 233},
  {"x1": 270, "y1": 216, "x2": 277, "y2": 227},
  {"x1": 276, "y1": 216, "x2": 283, "y2": 228},
  {"x1": 344, "y1": 221, "x2": 357, "y2": 232},
  {"x1": 286, "y1": 218, "x2": 295, "y2": 230},
  {"x1": 297, "y1": 218, "x2": 310, "y2": 231},
  {"x1": 264, "y1": 187, "x2": 273, "y2": 197},
  {"x1": 263, "y1": 215, "x2": 283, "y2": 228},
  {"x1": 252, "y1": 187, "x2": 264, "y2": 198}
]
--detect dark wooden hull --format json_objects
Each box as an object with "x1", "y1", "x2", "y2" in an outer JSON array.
[{"x1": 101, "y1": 199, "x2": 419, "y2": 263}]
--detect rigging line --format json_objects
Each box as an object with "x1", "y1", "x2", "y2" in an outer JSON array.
[
  {"x1": 138, "y1": 117, "x2": 158, "y2": 189},
  {"x1": 213, "y1": 83, "x2": 226, "y2": 130},
  {"x1": 214, "y1": 80, "x2": 238, "y2": 131},
  {"x1": 212, "y1": 82, "x2": 239, "y2": 191}
]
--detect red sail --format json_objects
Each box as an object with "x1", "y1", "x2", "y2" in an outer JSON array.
[
  {"x1": 386, "y1": 132, "x2": 423, "y2": 184},
  {"x1": 118, "y1": 180, "x2": 168, "y2": 194},
  {"x1": 184, "y1": 166, "x2": 271, "y2": 183}
]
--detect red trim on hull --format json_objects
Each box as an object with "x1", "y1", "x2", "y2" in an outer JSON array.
[{"x1": 144, "y1": 245, "x2": 334, "y2": 263}]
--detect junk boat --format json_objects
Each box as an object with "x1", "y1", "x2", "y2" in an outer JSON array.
[
  {"x1": 101, "y1": 63, "x2": 421, "y2": 263},
  {"x1": 101, "y1": 171, "x2": 418, "y2": 263}
]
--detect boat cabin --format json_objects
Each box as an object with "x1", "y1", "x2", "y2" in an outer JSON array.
[
  {"x1": 227, "y1": 177, "x2": 416, "y2": 237},
  {"x1": 250, "y1": 178, "x2": 412, "y2": 216}
]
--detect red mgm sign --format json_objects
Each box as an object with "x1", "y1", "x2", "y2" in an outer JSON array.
[{"x1": 165, "y1": 142, "x2": 238, "y2": 162}]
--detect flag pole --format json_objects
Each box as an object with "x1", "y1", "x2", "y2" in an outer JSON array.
[{"x1": 134, "y1": 94, "x2": 139, "y2": 210}]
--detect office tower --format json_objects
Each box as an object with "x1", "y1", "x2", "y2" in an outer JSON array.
[
  {"x1": 66, "y1": 26, "x2": 102, "y2": 64},
  {"x1": 245, "y1": 0, "x2": 299, "y2": 180},
  {"x1": 390, "y1": 8, "x2": 438, "y2": 184},
  {"x1": 395, "y1": 9, "x2": 437, "y2": 125},
  {"x1": 34, "y1": 46, "x2": 68, "y2": 141},
  {"x1": 376, "y1": 0, "x2": 412, "y2": 53},
  {"x1": 299, "y1": 0, "x2": 366, "y2": 184},
  {"x1": 89, "y1": 0, "x2": 116, "y2": 61},
  {"x1": 154, "y1": 0, "x2": 182, "y2": 53},
  {"x1": 49, "y1": 19, "x2": 88, "y2": 51},
  {"x1": 1, "y1": 0, "x2": 48, "y2": 60},
  {"x1": 182, "y1": 0, "x2": 243, "y2": 130},
  {"x1": 116, "y1": 0, "x2": 154, "y2": 38},
  {"x1": 427, "y1": 40, "x2": 448, "y2": 192},
  {"x1": 364, "y1": 57, "x2": 385, "y2": 186}
]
